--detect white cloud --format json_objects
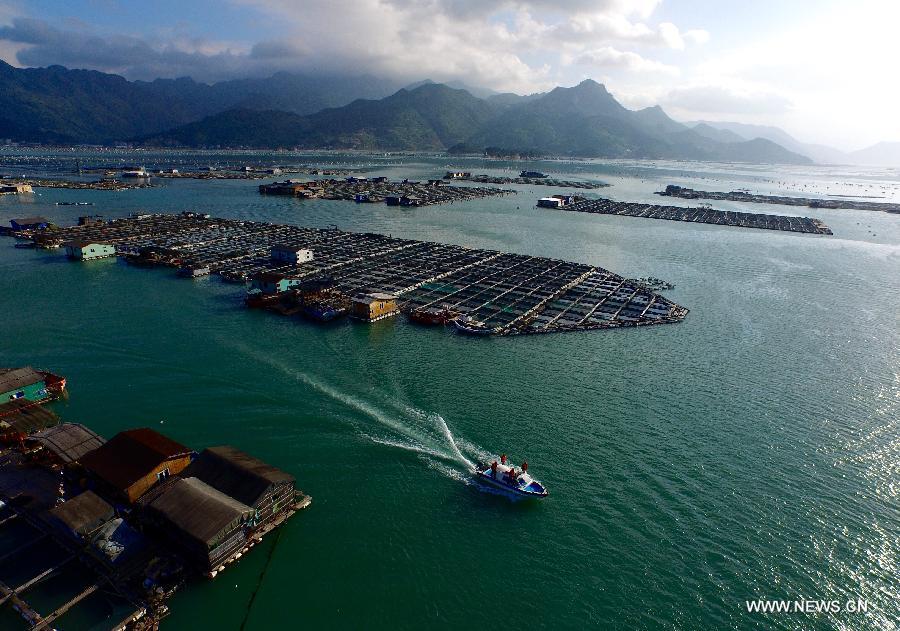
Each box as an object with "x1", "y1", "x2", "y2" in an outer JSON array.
[
  {"x1": 661, "y1": 84, "x2": 792, "y2": 116},
  {"x1": 574, "y1": 46, "x2": 678, "y2": 75}
]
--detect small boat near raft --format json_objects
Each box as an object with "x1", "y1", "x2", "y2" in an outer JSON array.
[{"x1": 474, "y1": 454, "x2": 548, "y2": 498}]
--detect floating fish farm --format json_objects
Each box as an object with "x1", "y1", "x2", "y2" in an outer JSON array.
[
  {"x1": 657, "y1": 184, "x2": 900, "y2": 213},
  {"x1": 550, "y1": 197, "x2": 833, "y2": 234},
  {"x1": 21, "y1": 213, "x2": 688, "y2": 335},
  {"x1": 262, "y1": 178, "x2": 514, "y2": 206},
  {"x1": 449, "y1": 174, "x2": 608, "y2": 189}
]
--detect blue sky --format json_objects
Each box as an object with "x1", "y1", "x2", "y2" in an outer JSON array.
[{"x1": 0, "y1": 0, "x2": 895, "y2": 150}]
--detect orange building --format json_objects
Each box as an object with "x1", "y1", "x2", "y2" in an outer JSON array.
[
  {"x1": 80, "y1": 428, "x2": 194, "y2": 503},
  {"x1": 350, "y1": 293, "x2": 399, "y2": 322}
]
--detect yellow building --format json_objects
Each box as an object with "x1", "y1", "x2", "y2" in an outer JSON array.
[{"x1": 350, "y1": 293, "x2": 399, "y2": 322}]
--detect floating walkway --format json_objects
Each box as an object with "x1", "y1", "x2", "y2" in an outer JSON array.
[
  {"x1": 657, "y1": 184, "x2": 900, "y2": 213},
  {"x1": 21, "y1": 212, "x2": 688, "y2": 335},
  {"x1": 549, "y1": 197, "x2": 832, "y2": 235}
]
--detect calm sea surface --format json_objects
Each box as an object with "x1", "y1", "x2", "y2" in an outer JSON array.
[{"x1": 1, "y1": 150, "x2": 898, "y2": 630}]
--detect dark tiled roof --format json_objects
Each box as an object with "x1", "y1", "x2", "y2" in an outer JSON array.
[
  {"x1": 184, "y1": 446, "x2": 294, "y2": 507},
  {"x1": 146, "y1": 477, "x2": 253, "y2": 545},
  {"x1": 80, "y1": 428, "x2": 192, "y2": 492}
]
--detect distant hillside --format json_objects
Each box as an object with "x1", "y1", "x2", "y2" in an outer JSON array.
[
  {"x1": 690, "y1": 123, "x2": 746, "y2": 144},
  {"x1": 464, "y1": 80, "x2": 813, "y2": 163},
  {"x1": 848, "y1": 141, "x2": 900, "y2": 166},
  {"x1": 140, "y1": 84, "x2": 500, "y2": 150},
  {"x1": 686, "y1": 120, "x2": 849, "y2": 164},
  {"x1": 141, "y1": 79, "x2": 813, "y2": 163},
  {"x1": 0, "y1": 61, "x2": 401, "y2": 143}
]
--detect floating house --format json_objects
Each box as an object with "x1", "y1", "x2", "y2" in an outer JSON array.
[
  {"x1": 444, "y1": 171, "x2": 471, "y2": 179},
  {"x1": 384, "y1": 195, "x2": 402, "y2": 206},
  {"x1": 80, "y1": 428, "x2": 194, "y2": 503},
  {"x1": 537, "y1": 195, "x2": 574, "y2": 209},
  {"x1": 0, "y1": 366, "x2": 65, "y2": 403},
  {"x1": 77, "y1": 215, "x2": 105, "y2": 227},
  {"x1": 354, "y1": 191, "x2": 372, "y2": 203},
  {"x1": 249, "y1": 272, "x2": 303, "y2": 294},
  {"x1": 520, "y1": 170, "x2": 548, "y2": 178},
  {"x1": 400, "y1": 196, "x2": 421, "y2": 207},
  {"x1": 270, "y1": 244, "x2": 314, "y2": 265},
  {"x1": 65, "y1": 241, "x2": 116, "y2": 260},
  {"x1": 0, "y1": 183, "x2": 33, "y2": 194},
  {"x1": 10, "y1": 216, "x2": 49, "y2": 232},
  {"x1": 184, "y1": 446, "x2": 297, "y2": 533},
  {"x1": 141, "y1": 476, "x2": 254, "y2": 573},
  {"x1": 350, "y1": 293, "x2": 399, "y2": 322}
]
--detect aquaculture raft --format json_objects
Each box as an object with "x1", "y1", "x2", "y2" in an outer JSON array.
[
  {"x1": 15, "y1": 212, "x2": 689, "y2": 336},
  {"x1": 551, "y1": 197, "x2": 832, "y2": 234}
]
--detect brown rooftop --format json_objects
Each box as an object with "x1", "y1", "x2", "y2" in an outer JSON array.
[{"x1": 80, "y1": 428, "x2": 192, "y2": 492}]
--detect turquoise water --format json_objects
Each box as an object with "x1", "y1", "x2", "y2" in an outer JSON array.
[{"x1": 1, "y1": 152, "x2": 898, "y2": 630}]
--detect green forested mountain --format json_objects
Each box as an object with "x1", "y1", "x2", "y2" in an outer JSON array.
[
  {"x1": 0, "y1": 61, "x2": 813, "y2": 164},
  {"x1": 0, "y1": 61, "x2": 400, "y2": 143}
]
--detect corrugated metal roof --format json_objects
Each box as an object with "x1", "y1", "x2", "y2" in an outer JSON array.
[
  {"x1": 80, "y1": 428, "x2": 192, "y2": 492},
  {"x1": 0, "y1": 367, "x2": 44, "y2": 394},
  {"x1": 184, "y1": 446, "x2": 294, "y2": 507},
  {"x1": 28, "y1": 422, "x2": 106, "y2": 463},
  {"x1": 147, "y1": 477, "x2": 253, "y2": 546}
]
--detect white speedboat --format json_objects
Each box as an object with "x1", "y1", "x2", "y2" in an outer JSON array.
[{"x1": 474, "y1": 457, "x2": 548, "y2": 498}]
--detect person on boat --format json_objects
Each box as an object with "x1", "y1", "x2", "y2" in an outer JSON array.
[
  {"x1": 500, "y1": 454, "x2": 507, "y2": 465},
  {"x1": 522, "y1": 460, "x2": 528, "y2": 472},
  {"x1": 507, "y1": 467, "x2": 516, "y2": 485},
  {"x1": 490, "y1": 461, "x2": 498, "y2": 478}
]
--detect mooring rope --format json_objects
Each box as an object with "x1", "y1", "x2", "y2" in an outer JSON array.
[{"x1": 239, "y1": 527, "x2": 284, "y2": 631}]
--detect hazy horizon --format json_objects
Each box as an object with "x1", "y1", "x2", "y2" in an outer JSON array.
[{"x1": 0, "y1": 0, "x2": 896, "y2": 152}]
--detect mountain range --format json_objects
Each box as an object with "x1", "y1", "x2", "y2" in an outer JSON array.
[
  {"x1": 0, "y1": 61, "x2": 893, "y2": 165},
  {"x1": 136, "y1": 80, "x2": 811, "y2": 163}
]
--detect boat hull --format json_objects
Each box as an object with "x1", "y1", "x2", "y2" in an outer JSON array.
[{"x1": 474, "y1": 471, "x2": 548, "y2": 498}]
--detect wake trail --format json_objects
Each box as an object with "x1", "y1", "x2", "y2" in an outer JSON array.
[{"x1": 229, "y1": 341, "x2": 484, "y2": 478}]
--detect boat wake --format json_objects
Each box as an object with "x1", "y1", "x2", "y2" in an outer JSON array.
[{"x1": 228, "y1": 343, "x2": 483, "y2": 484}]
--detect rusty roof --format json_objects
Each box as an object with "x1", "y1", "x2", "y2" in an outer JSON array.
[{"x1": 80, "y1": 428, "x2": 192, "y2": 493}]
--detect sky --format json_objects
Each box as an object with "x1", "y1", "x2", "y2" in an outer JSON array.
[{"x1": 0, "y1": 0, "x2": 896, "y2": 150}]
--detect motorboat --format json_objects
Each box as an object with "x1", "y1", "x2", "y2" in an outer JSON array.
[
  {"x1": 474, "y1": 456, "x2": 548, "y2": 498},
  {"x1": 453, "y1": 315, "x2": 497, "y2": 336}
]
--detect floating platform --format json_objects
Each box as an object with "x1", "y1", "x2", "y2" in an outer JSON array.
[
  {"x1": 447, "y1": 174, "x2": 608, "y2": 189},
  {"x1": 16, "y1": 212, "x2": 689, "y2": 336},
  {"x1": 261, "y1": 178, "x2": 514, "y2": 206},
  {"x1": 657, "y1": 184, "x2": 900, "y2": 213},
  {"x1": 550, "y1": 197, "x2": 833, "y2": 235}
]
